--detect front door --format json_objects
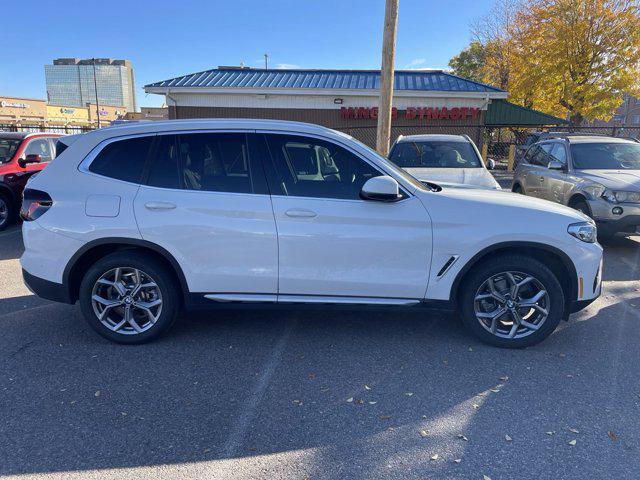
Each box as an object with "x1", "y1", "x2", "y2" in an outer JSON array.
[
  {"x1": 257, "y1": 133, "x2": 432, "y2": 300},
  {"x1": 134, "y1": 132, "x2": 278, "y2": 296},
  {"x1": 542, "y1": 143, "x2": 570, "y2": 204}
]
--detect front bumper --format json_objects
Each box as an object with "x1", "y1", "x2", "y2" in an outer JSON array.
[
  {"x1": 22, "y1": 269, "x2": 73, "y2": 304},
  {"x1": 589, "y1": 199, "x2": 640, "y2": 234}
]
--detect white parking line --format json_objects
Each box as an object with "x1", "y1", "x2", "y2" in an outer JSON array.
[{"x1": 222, "y1": 319, "x2": 296, "y2": 458}]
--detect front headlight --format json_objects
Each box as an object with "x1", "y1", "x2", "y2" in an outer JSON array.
[
  {"x1": 605, "y1": 190, "x2": 640, "y2": 204},
  {"x1": 568, "y1": 222, "x2": 597, "y2": 243}
]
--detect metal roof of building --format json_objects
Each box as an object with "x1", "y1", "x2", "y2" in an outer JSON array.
[
  {"x1": 145, "y1": 68, "x2": 505, "y2": 93},
  {"x1": 485, "y1": 100, "x2": 568, "y2": 126}
]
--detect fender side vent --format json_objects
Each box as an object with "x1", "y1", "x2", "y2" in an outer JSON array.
[{"x1": 436, "y1": 255, "x2": 459, "y2": 278}]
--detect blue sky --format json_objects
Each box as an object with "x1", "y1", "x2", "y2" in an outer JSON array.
[{"x1": 2, "y1": 0, "x2": 493, "y2": 108}]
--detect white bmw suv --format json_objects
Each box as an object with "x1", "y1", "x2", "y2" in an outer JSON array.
[{"x1": 20, "y1": 120, "x2": 602, "y2": 347}]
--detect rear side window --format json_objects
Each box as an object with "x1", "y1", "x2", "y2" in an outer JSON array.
[
  {"x1": 178, "y1": 133, "x2": 252, "y2": 194},
  {"x1": 89, "y1": 136, "x2": 153, "y2": 184}
]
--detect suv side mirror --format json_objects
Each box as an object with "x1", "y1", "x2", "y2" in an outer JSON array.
[
  {"x1": 360, "y1": 176, "x2": 402, "y2": 202},
  {"x1": 548, "y1": 160, "x2": 565, "y2": 171},
  {"x1": 486, "y1": 158, "x2": 496, "y2": 170},
  {"x1": 18, "y1": 154, "x2": 41, "y2": 168}
]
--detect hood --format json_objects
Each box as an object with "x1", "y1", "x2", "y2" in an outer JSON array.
[
  {"x1": 576, "y1": 170, "x2": 640, "y2": 190},
  {"x1": 419, "y1": 187, "x2": 589, "y2": 223},
  {"x1": 406, "y1": 167, "x2": 500, "y2": 189}
]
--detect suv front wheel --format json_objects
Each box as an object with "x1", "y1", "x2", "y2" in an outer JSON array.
[
  {"x1": 79, "y1": 251, "x2": 180, "y2": 344},
  {"x1": 459, "y1": 255, "x2": 565, "y2": 348}
]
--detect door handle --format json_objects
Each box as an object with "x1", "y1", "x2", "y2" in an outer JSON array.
[
  {"x1": 145, "y1": 201, "x2": 176, "y2": 211},
  {"x1": 539, "y1": 176, "x2": 545, "y2": 182},
  {"x1": 285, "y1": 209, "x2": 317, "y2": 218}
]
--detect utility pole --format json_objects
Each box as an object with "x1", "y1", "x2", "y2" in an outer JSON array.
[
  {"x1": 92, "y1": 58, "x2": 101, "y2": 128},
  {"x1": 264, "y1": 53, "x2": 268, "y2": 69},
  {"x1": 376, "y1": 0, "x2": 399, "y2": 156}
]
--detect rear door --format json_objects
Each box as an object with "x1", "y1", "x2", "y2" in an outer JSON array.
[
  {"x1": 134, "y1": 131, "x2": 278, "y2": 297},
  {"x1": 542, "y1": 142, "x2": 570, "y2": 204},
  {"x1": 523, "y1": 143, "x2": 553, "y2": 198}
]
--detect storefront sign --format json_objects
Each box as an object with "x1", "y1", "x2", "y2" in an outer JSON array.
[
  {"x1": 60, "y1": 107, "x2": 75, "y2": 114},
  {"x1": 0, "y1": 100, "x2": 29, "y2": 109},
  {"x1": 340, "y1": 106, "x2": 480, "y2": 121}
]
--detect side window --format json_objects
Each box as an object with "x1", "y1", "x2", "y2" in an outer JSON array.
[
  {"x1": 89, "y1": 136, "x2": 153, "y2": 183},
  {"x1": 529, "y1": 144, "x2": 553, "y2": 167},
  {"x1": 177, "y1": 133, "x2": 252, "y2": 194},
  {"x1": 265, "y1": 134, "x2": 382, "y2": 200},
  {"x1": 24, "y1": 138, "x2": 54, "y2": 162},
  {"x1": 524, "y1": 145, "x2": 540, "y2": 164},
  {"x1": 549, "y1": 143, "x2": 567, "y2": 165},
  {"x1": 146, "y1": 135, "x2": 181, "y2": 189}
]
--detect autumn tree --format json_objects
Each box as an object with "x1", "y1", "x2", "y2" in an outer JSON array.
[
  {"x1": 449, "y1": 0, "x2": 640, "y2": 124},
  {"x1": 509, "y1": 0, "x2": 640, "y2": 124}
]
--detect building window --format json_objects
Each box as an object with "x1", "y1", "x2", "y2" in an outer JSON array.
[{"x1": 632, "y1": 115, "x2": 640, "y2": 125}]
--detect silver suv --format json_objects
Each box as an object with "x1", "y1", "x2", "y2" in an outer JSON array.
[{"x1": 512, "y1": 136, "x2": 640, "y2": 238}]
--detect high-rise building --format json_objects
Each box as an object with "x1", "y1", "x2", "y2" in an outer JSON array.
[{"x1": 45, "y1": 58, "x2": 137, "y2": 112}]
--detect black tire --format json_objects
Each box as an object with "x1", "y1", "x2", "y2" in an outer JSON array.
[
  {"x1": 512, "y1": 184, "x2": 524, "y2": 194},
  {"x1": 79, "y1": 251, "x2": 180, "y2": 344},
  {"x1": 458, "y1": 255, "x2": 565, "y2": 348},
  {"x1": 0, "y1": 192, "x2": 13, "y2": 231}
]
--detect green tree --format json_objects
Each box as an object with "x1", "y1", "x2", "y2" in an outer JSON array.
[{"x1": 448, "y1": 41, "x2": 486, "y2": 82}]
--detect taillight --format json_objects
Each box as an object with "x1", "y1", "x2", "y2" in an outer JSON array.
[{"x1": 20, "y1": 189, "x2": 53, "y2": 221}]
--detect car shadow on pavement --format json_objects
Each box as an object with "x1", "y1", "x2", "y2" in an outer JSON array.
[
  {"x1": 1, "y1": 297, "x2": 639, "y2": 479},
  {"x1": 0, "y1": 227, "x2": 23, "y2": 261}
]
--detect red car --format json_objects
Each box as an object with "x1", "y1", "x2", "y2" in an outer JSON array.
[{"x1": 0, "y1": 132, "x2": 62, "y2": 230}]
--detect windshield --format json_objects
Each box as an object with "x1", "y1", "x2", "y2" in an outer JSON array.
[
  {"x1": 0, "y1": 138, "x2": 22, "y2": 164},
  {"x1": 389, "y1": 140, "x2": 482, "y2": 169},
  {"x1": 571, "y1": 142, "x2": 640, "y2": 170},
  {"x1": 345, "y1": 135, "x2": 426, "y2": 190}
]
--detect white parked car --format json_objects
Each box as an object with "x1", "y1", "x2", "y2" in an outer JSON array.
[
  {"x1": 388, "y1": 134, "x2": 502, "y2": 190},
  {"x1": 20, "y1": 120, "x2": 602, "y2": 347}
]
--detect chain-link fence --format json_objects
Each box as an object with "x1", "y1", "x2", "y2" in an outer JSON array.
[
  {"x1": 484, "y1": 125, "x2": 640, "y2": 169},
  {"x1": 334, "y1": 124, "x2": 484, "y2": 150}
]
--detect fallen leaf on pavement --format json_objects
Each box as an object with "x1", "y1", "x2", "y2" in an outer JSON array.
[
  {"x1": 364, "y1": 385, "x2": 371, "y2": 390},
  {"x1": 505, "y1": 434, "x2": 512, "y2": 442},
  {"x1": 368, "y1": 401, "x2": 377, "y2": 405},
  {"x1": 608, "y1": 431, "x2": 618, "y2": 442},
  {"x1": 568, "y1": 439, "x2": 577, "y2": 446},
  {"x1": 500, "y1": 376, "x2": 509, "y2": 381},
  {"x1": 405, "y1": 392, "x2": 413, "y2": 396},
  {"x1": 346, "y1": 397, "x2": 353, "y2": 403},
  {"x1": 546, "y1": 431, "x2": 555, "y2": 436},
  {"x1": 454, "y1": 459, "x2": 462, "y2": 464},
  {"x1": 379, "y1": 415, "x2": 391, "y2": 420},
  {"x1": 419, "y1": 430, "x2": 428, "y2": 438},
  {"x1": 490, "y1": 388, "x2": 500, "y2": 393},
  {"x1": 94, "y1": 390, "x2": 101, "y2": 397},
  {"x1": 472, "y1": 404, "x2": 480, "y2": 409},
  {"x1": 430, "y1": 454, "x2": 439, "y2": 461},
  {"x1": 569, "y1": 428, "x2": 579, "y2": 434},
  {"x1": 457, "y1": 434, "x2": 468, "y2": 441},
  {"x1": 483, "y1": 475, "x2": 492, "y2": 480}
]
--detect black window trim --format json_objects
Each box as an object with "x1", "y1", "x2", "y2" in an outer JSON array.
[{"x1": 257, "y1": 130, "x2": 413, "y2": 203}]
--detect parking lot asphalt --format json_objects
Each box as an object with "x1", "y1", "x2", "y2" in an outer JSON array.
[{"x1": 1, "y1": 219, "x2": 639, "y2": 480}]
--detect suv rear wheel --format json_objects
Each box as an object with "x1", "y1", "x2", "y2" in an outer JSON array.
[
  {"x1": 0, "y1": 192, "x2": 12, "y2": 231},
  {"x1": 459, "y1": 255, "x2": 565, "y2": 348},
  {"x1": 79, "y1": 251, "x2": 180, "y2": 344}
]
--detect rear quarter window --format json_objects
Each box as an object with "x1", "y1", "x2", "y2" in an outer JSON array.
[{"x1": 88, "y1": 136, "x2": 153, "y2": 184}]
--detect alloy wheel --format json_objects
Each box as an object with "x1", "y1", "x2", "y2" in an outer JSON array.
[
  {"x1": 474, "y1": 271, "x2": 549, "y2": 339},
  {"x1": 0, "y1": 198, "x2": 8, "y2": 227},
  {"x1": 91, "y1": 267, "x2": 163, "y2": 335}
]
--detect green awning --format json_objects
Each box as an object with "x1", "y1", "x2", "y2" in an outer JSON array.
[{"x1": 486, "y1": 100, "x2": 568, "y2": 126}]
